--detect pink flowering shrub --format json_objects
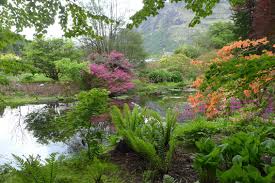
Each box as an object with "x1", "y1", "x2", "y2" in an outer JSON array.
[{"x1": 89, "y1": 51, "x2": 134, "y2": 94}]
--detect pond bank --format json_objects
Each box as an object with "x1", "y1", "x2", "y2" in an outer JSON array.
[{"x1": 2, "y1": 95, "x2": 76, "y2": 107}]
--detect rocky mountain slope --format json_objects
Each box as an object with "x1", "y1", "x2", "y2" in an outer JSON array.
[{"x1": 136, "y1": 0, "x2": 232, "y2": 54}]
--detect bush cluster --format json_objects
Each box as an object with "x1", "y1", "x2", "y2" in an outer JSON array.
[
  {"x1": 148, "y1": 70, "x2": 182, "y2": 83},
  {"x1": 194, "y1": 125, "x2": 275, "y2": 183}
]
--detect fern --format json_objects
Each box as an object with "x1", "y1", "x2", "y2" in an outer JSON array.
[
  {"x1": 12, "y1": 153, "x2": 58, "y2": 183},
  {"x1": 111, "y1": 104, "x2": 178, "y2": 174},
  {"x1": 163, "y1": 175, "x2": 177, "y2": 183}
]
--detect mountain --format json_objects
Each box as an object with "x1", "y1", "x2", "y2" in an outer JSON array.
[{"x1": 136, "y1": 0, "x2": 232, "y2": 55}]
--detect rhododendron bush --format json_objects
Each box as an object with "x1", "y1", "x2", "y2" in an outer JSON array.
[
  {"x1": 189, "y1": 38, "x2": 275, "y2": 118},
  {"x1": 89, "y1": 51, "x2": 134, "y2": 94}
]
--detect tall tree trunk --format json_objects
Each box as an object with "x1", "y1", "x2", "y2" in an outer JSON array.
[{"x1": 250, "y1": 0, "x2": 275, "y2": 41}]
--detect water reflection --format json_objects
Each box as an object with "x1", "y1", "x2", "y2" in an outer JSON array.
[
  {"x1": 136, "y1": 93, "x2": 190, "y2": 116},
  {"x1": 24, "y1": 103, "x2": 73, "y2": 144},
  {"x1": 0, "y1": 104, "x2": 70, "y2": 164}
]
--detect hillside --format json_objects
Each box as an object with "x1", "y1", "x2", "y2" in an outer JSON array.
[{"x1": 136, "y1": 0, "x2": 232, "y2": 54}]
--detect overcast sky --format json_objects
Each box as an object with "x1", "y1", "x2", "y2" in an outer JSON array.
[{"x1": 21, "y1": 0, "x2": 143, "y2": 39}]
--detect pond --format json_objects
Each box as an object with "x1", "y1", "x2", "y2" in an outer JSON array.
[
  {"x1": 0, "y1": 92, "x2": 193, "y2": 165},
  {"x1": 0, "y1": 103, "x2": 71, "y2": 164}
]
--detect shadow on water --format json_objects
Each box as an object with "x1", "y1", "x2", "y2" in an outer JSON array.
[{"x1": 0, "y1": 103, "x2": 74, "y2": 164}]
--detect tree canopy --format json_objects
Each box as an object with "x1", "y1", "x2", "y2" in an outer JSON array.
[
  {"x1": 128, "y1": 0, "x2": 246, "y2": 29},
  {"x1": 0, "y1": 0, "x2": 246, "y2": 38},
  {"x1": 0, "y1": 0, "x2": 112, "y2": 38}
]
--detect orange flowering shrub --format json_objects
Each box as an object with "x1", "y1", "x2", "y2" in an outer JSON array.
[
  {"x1": 217, "y1": 37, "x2": 270, "y2": 61},
  {"x1": 192, "y1": 77, "x2": 203, "y2": 88},
  {"x1": 191, "y1": 59, "x2": 203, "y2": 65},
  {"x1": 188, "y1": 38, "x2": 275, "y2": 118},
  {"x1": 188, "y1": 92, "x2": 204, "y2": 108}
]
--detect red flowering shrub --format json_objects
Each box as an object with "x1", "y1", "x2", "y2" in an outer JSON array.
[{"x1": 89, "y1": 51, "x2": 134, "y2": 95}]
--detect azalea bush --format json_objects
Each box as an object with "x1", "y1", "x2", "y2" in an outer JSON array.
[
  {"x1": 89, "y1": 51, "x2": 134, "y2": 95},
  {"x1": 188, "y1": 38, "x2": 275, "y2": 118}
]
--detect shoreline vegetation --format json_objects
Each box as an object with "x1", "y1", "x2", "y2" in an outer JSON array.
[{"x1": 0, "y1": 1, "x2": 275, "y2": 182}]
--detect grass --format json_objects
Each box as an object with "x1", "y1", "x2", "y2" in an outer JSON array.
[{"x1": 2, "y1": 95, "x2": 76, "y2": 107}]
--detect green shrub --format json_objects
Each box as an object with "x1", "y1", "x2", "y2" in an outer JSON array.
[
  {"x1": 66, "y1": 88, "x2": 109, "y2": 159},
  {"x1": 149, "y1": 69, "x2": 169, "y2": 83},
  {"x1": 54, "y1": 58, "x2": 88, "y2": 81},
  {"x1": 194, "y1": 126, "x2": 275, "y2": 183},
  {"x1": 0, "y1": 74, "x2": 9, "y2": 85},
  {"x1": 158, "y1": 54, "x2": 203, "y2": 81},
  {"x1": 111, "y1": 104, "x2": 177, "y2": 175},
  {"x1": 148, "y1": 70, "x2": 182, "y2": 83},
  {"x1": 169, "y1": 71, "x2": 182, "y2": 82},
  {"x1": 174, "y1": 45, "x2": 201, "y2": 59},
  {"x1": 88, "y1": 158, "x2": 118, "y2": 183},
  {"x1": 20, "y1": 73, "x2": 34, "y2": 82},
  {"x1": 174, "y1": 117, "x2": 227, "y2": 145},
  {"x1": 194, "y1": 22, "x2": 237, "y2": 49}
]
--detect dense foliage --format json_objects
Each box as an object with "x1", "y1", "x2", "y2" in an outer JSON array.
[
  {"x1": 66, "y1": 89, "x2": 109, "y2": 159},
  {"x1": 111, "y1": 104, "x2": 177, "y2": 175},
  {"x1": 89, "y1": 51, "x2": 134, "y2": 95},
  {"x1": 148, "y1": 70, "x2": 182, "y2": 83},
  {"x1": 194, "y1": 22, "x2": 237, "y2": 49},
  {"x1": 0, "y1": 54, "x2": 33, "y2": 76},
  {"x1": 0, "y1": 0, "x2": 112, "y2": 38},
  {"x1": 189, "y1": 38, "x2": 275, "y2": 118},
  {"x1": 23, "y1": 38, "x2": 83, "y2": 80},
  {"x1": 54, "y1": 58, "x2": 88, "y2": 81},
  {"x1": 194, "y1": 125, "x2": 275, "y2": 183},
  {"x1": 174, "y1": 45, "x2": 201, "y2": 59}
]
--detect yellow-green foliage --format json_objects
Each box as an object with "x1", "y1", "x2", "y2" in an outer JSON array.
[
  {"x1": 0, "y1": 54, "x2": 33, "y2": 75},
  {"x1": 149, "y1": 53, "x2": 203, "y2": 80},
  {"x1": 159, "y1": 54, "x2": 191, "y2": 71}
]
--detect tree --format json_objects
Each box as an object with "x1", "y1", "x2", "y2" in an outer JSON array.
[
  {"x1": 54, "y1": 58, "x2": 88, "y2": 81},
  {"x1": 113, "y1": 29, "x2": 147, "y2": 67},
  {"x1": 194, "y1": 22, "x2": 237, "y2": 49},
  {"x1": 231, "y1": 0, "x2": 255, "y2": 39},
  {"x1": 0, "y1": 27, "x2": 23, "y2": 51},
  {"x1": 0, "y1": 0, "x2": 112, "y2": 38},
  {"x1": 67, "y1": 89, "x2": 109, "y2": 159},
  {"x1": 79, "y1": 0, "x2": 124, "y2": 54},
  {"x1": 129, "y1": 0, "x2": 275, "y2": 41},
  {"x1": 128, "y1": 0, "x2": 224, "y2": 28},
  {"x1": 23, "y1": 38, "x2": 83, "y2": 80}
]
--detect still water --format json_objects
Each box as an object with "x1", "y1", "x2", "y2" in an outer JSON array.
[
  {"x1": 0, "y1": 92, "x2": 192, "y2": 165},
  {"x1": 0, "y1": 104, "x2": 70, "y2": 164}
]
